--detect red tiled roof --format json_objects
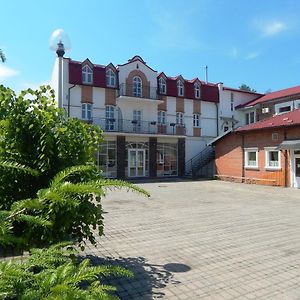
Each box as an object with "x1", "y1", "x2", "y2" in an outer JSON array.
[
  {"x1": 237, "y1": 85, "x2": 300, "y2": 108},
  {"x1": 235, "y1": 108, "x2": 300, "y2": 132}
]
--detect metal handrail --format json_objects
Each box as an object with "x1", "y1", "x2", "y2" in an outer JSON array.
[
  {"x1": 93, "y1": 118, "x2": 186, "y2": 136},
  {"x1": 117, "y1": 83, "x2": 161, "y2": 100}
]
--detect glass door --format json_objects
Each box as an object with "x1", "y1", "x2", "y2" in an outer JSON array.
[
  {"x1": 295, "y1": 156, "x2": 300, "y2": 188},
  {"x1": 128, "y1": 149, "x2": 145, "y2": 177}
]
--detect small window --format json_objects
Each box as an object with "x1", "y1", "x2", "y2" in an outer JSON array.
[
  {"x1": 158, "y1": 111, "x2": 166, "y2": 124},
  {"x1": 194, "y1": 83, "x2": 200, "y2": 99},
  {"x1": 230, "y1": 93, "x2": 234, "y2": 111},
  {"x1": 158, "y1": 77, "x2": 166, "y2": 94},
  {"x1": 177, "y1": 80, "x2": 184, "y2": 97},
  {"x1": 82, "y1": 103, "x2": 92, "y2": 120},
  {"x1": 265, "y1": 148, "x2": 281, "y2": 169},
  {"x1": 245, "y1": 148, "x2": 258, "y2": 168},
  {"x1": 272, "y1": 133, "x2": 278, "y2": 141},
  {"x1": 193, "y1": 114, "x2": 200, "y2": 127},
  {"x1": 82, "y1": 65, "x2": 93, "y2": 84},
  {"x1": 245, "y1": 111, "x2": 255, "y2": 125},
  {"x1": 176, "y1": 112, "x2": 184, "y2": 125},
  {"x1": 224, "y1": 126, "x2": 229, "y2": 132},
  {"x1": 278, "y1": 106, "x2": 291, "y2": 113},
  {"x1": 106, "y1": 69, "x2": 116, "y2": 87}
]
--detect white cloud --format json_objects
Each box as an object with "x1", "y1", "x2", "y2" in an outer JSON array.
[
  {"x1": 257, "y1": 20, "x2": 288, "y2": 37},
  {"x1": 245, "y1": 52, "x2": 260, "y2": 60},
  {"x1": 21, "y1": 80, "x2": 51, "y2": 91},
  {"x1": 230, "y1": 47, "x2": 239, "y2": 58},
  {"x1": 0, "y1": 65, "x2": 19, "y2": 82}
]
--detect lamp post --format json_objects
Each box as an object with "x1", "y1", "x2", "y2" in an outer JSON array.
[{"x1": 50, "y1": 29, "x2": 71, "y2": 109}]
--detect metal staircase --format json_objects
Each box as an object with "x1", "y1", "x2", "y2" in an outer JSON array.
[{"x1": 185, "y1": 145, "x2": 215, "y2": 179}]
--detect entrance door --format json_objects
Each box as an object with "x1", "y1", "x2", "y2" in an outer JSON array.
[
  {"x1": 295, "y1": 156, "x2": 300, "y2": 188},
  {"x1": 128, "y1": 149, "x2": 145, "y2": 177}
]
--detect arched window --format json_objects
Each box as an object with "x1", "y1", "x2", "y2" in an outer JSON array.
[
  {"x1": 194, "y1": 83, "x2": 201, "y2": 99},
  {"x1": 158, "y1": 77, "x2": 166, "y2": 94},
  {"x1": 106, "y1": 69, "x2": 116, "y2": 87},
  {"x1": 82, "y1": 65, "x2": 93, "y2": 84},
  {"x1": 177, "y1": 80, "x2": 184, "y2": 97},
  {"x1": 133, "y1": 76, "x2": 142, "y2": 97}
]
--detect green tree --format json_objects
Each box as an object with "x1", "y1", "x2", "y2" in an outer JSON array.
[
  {"x1": 239, "y1": 84, "x2": 257, "y2": 93},
  {"x1": 0, "y1": 85, "x2": 102, "y2": 209},
  {"x1": 0, "y1": 49, "x2": 5, "y2": 62}
]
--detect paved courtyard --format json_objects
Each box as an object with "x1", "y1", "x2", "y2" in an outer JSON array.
[{"x1": 83, "y1": 180, "x2": 300, "y2": 299}]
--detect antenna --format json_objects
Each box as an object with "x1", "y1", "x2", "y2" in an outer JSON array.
[{"x1": 204, "y1": 65, "x2": 208, "y2": 84}]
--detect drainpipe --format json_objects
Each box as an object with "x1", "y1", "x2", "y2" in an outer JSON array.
[
  {"x1": 284, "y1": 128, "x2": 288, "y2": 187},
  {"x1": 67, "y1": 84, "x2": 76, "y2": 117},
  {"x1": 215, "y1": 102, "x2": 219, "y2": 136},
  {"x1": 241, "y1": 133, "x2": 245, "y2": 180}
]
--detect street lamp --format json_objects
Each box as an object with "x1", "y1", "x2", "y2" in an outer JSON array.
[{"x1": 49, "y1": 29, "x2": 71, "y2": 109}]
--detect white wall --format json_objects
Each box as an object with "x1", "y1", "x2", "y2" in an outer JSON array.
[
  {"x1": 200, "y1": 101, "x2": 218, "y2": 137},
  {"x1": 185, "y1": 138, "x2": 207, "y2": 162}
]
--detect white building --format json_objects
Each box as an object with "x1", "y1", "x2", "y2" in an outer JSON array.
[{"x1": 51, "y1": 54, "x2": 259, "y2": 178}]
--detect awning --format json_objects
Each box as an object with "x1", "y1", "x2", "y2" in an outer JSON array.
[{"x1": 277, "y1": 140, "x2": 300, "y2": 150}]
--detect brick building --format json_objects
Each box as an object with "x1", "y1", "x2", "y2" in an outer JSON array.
[{"x1": 213, "y1": 109, "x2": 300, "y2": 188}]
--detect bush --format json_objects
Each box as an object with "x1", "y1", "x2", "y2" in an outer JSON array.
[{"x1": 0, "y1": 242, "x2": 133, "y2": 300}]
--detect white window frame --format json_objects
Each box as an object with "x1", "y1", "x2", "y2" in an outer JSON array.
[
  {"x1": 133, "y1": 76, "x2": 142, "y2": 97},
  {"x1": 158, "y1": 77, "x2": 166, "y2": 94},
  {"x1": 177, "y1": 80, "x2": 184, "y2": 97},
  {"x1": 105, "y1": 105, "x2": 116, "y2": 130},
  {"x1": 82, "y1": 65, "x2": 93, "y2": 84},
  {"x1": 265, "y1": 147, "x2": 281, "y2": 170},
  {"x1": 245, "y1": 110, "x2": 256, "y2": 125},
  {"x1": 244, "y1": 148, "x2": 258, "y2": 169},
  {"x1": 193, "y1": 114, "x2": 200, "y2": 127},
  {"x1": 194, "y1": 83, "x2": 200, "y2": 99},
  {"x1": 275, "y1": 101, "x2": 292, "y2": 115},
  {"x1": 176, "y1": 112, "x2": 184, "y2": 125},
  {"x1": 81, "y1": 103, "x2": 92, "y2": 120},
  {"x1": 230, "y1": 93, "x2": 234, "y2": 111},
  {"x1": 106, "y1": 69, "x2": 116, "y2": 87},
  {"x1": 158, "y1": 111, "x2": 166, "y2": 124}
]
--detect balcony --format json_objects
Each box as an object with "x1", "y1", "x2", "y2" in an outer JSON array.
[
  {"x1": 117, "y1": 83, "x2": 163, "y2": 101},
  {"x1": 93, "y1": 118, "x2": 186, "y2": 136}
]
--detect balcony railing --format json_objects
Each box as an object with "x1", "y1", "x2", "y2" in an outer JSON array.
[
  {"x1": 117, "y1": 83, "x2": 162, "y2": 100},
  {"x1": 93, "y1": 118, "x2": 186, "y2": 136}
]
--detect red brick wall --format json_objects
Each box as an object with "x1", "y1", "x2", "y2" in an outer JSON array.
[{"x1": 214, "y1": 126, "x2": 300, "y2": 187}]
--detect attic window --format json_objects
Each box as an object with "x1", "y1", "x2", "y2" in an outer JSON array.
[
  {"x1": 158, "y1": 77, "x2": 166, "y2": 94},
  {"x1": 177, "y1": 80, "x2": 184, "y2": 97},
  {"x1": 106, "y1": 69, "x2": 116, "y2": 87},
  {"x1": 82, "y1": 65, "x2": 93, "y2": 84},
  {"x1": 194, "y1": 83, "x2": 200, "y2": 99}
]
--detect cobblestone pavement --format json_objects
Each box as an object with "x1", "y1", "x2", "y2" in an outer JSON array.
[{"x1": 83, "y1": 180, "x2": 300, "y2": 299}]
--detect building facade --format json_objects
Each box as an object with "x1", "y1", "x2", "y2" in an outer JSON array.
[{"x1": 213, "y1": 109, "x2": 300, "y2": 188}]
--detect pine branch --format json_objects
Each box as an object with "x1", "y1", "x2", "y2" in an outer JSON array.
[{"x1": 0, "y1": 160, "x2": 39, "y2": 176}]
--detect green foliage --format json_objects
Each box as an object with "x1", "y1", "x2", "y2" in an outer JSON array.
[
  {"x1": 0, "y1": 163, "x2": 149, "y2": 250},
  {"x1": 239, "y1": 84, "x2": 257, "y2": 93},
  {"x1": 0, "y1": 85, "x2": 103, "y2": 209},
  {"x1": 0, "y1": 243, "x2": 133, "y2": 300}
]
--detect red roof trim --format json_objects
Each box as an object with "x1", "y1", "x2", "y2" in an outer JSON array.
[{"x1": 223, "y1": 86, "x2": 262, "y2": 95}]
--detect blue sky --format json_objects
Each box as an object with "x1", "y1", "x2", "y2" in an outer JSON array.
[{"x1": 1, "y1": 0, "x2": 300, "y2": 94}]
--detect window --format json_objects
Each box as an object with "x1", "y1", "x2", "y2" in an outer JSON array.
[
  {"x1": 133, "y1": 110, "x2": 142, "y2": 132},
  {"x1": 177, "y1": 80, "x2": 184, "y2": 97},
  {"x1": 157, "y1": 143, "x2": 178, "y2": 176},
  {"x1": 82, "y1": 65, "x2": 93, "y2": 84},
  {"x1": 81, "y1": 103, "x2": 92, "y2": 120},
  {"x1": 158, "y1": 111, "x2": 166, "y2": 124},
  {"x1": 193, "y1": 114, "x2": 200, "y2": 127},
  {"x1": 133, "y1": 76, "x2": 142, "y2": 97},
  {"x1": 105, "y1": 106, "x2": 116, "y2": 131},
  {"x1": 194, "y1": 83, "x2": 200, "y2": 99},
  {"x1": 230, "y1": 93, "x2": 234, "y2": 111},
  {"x1": 265, "y1": 148, "x2": 281, "y2": 169},
  {"x1": 97, "y1": 141, "x2": 117, "y2": 178},
  {"x1": 272, "y1": 133, "x2": 278, "y2": 141},
  {"x1": 278, "y1": 106, "x2": 291, "y2": 114},
  {"x1": 176, "y1": 112, "x2": 184, "y2": 125},
  {"x1": 245, "y1": 111, "x2": 255, "y2": 125},
  {"x1": 106, "y1": 69, "x2": 116, "y2": 87},
  {"x1": 158, "y1": 77, "x2": 166, "y2": 94},
  {"x1": 245, "y1": 148, "x2": 258, "y2": 168}
]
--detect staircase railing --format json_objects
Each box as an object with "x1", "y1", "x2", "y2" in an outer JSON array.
[{"x1": 185, "y1": 145, "x2": 215, "y2": 178}]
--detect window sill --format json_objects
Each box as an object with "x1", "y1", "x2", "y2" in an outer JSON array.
[
  {"x1": 244, "y1": 166, "x2": 259, "y2": 170},
  {"x1": 265, "y1": 167, "x2": 282, "y2": 171}
]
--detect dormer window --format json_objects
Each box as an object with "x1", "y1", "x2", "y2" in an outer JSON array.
[
  {"x1": 106, "y1": 69, "x2": 116, "y2": 87},
  {"x1": 82, "y1": 65, "x2": 93, "y2": 84},
  {"x1": 158, "y1": 77, "x2": 166, "y2": 94},
  {"x1": 177, "y1": 80, "x2": 184, "y2": 97},
  {"x1": 194, "y1": 83, "x2": 200, "y2": 99}
]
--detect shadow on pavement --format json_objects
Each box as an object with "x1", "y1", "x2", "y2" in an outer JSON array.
[{"x1": 81, "y1": 255, "x2": 182, "y2": 299}]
